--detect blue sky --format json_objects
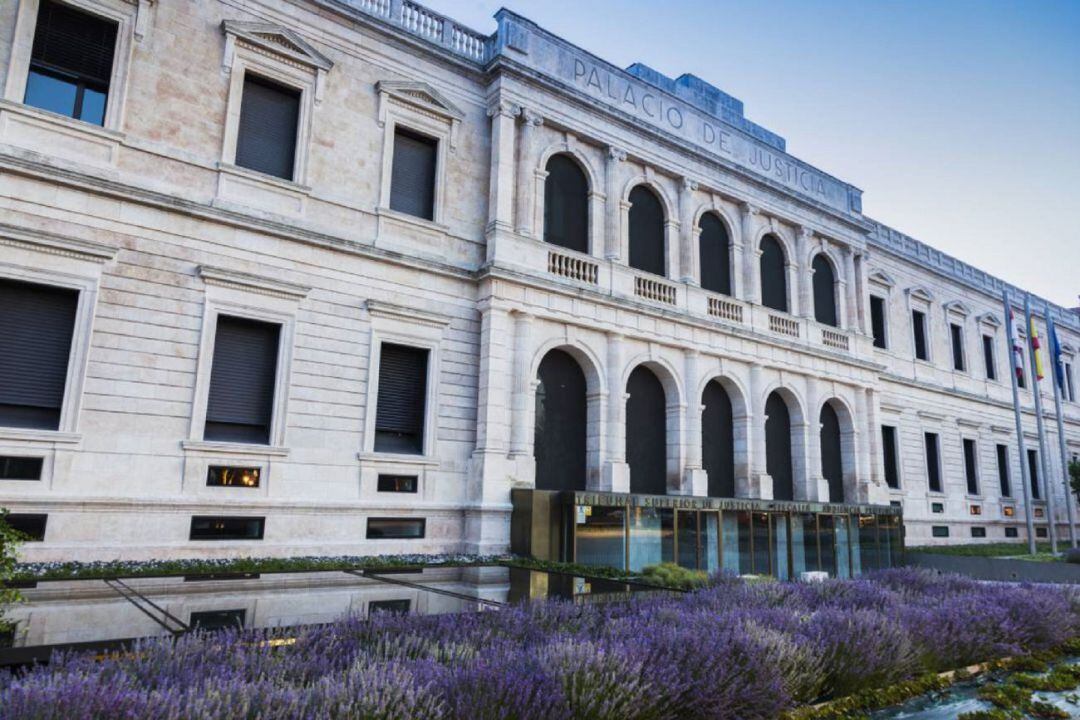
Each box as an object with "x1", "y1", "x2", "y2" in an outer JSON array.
[{"x1": 423, "y1": 0, "x2": 1080, "y2": 309}]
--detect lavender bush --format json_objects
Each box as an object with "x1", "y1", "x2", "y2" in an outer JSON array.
[{"x1": 1, "y1": 568, "x2": 1077, "y2": 720}]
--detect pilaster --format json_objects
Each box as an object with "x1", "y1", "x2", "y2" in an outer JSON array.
[
  {"x1": 603, "y1": 146, "x2": 627, "y2": 261},
  {"x1": 740, "y1": 202, "x2": 760, "y2": 305},
  {"x1": 744, "y1": 363, "x2": 773, "y2": 498},
  {"x1": 844, "y1": 246, "x2": 859, "y2": 333},
  {"x1": 797, "y1": 226, "x2": 812, "y2": 319},
  {"x1": 601, "y1": 331, "x2": 629, "y2": 491},
  {"x1": 485, "y1": 99, "x2": 520, "y2": 261},
  {"x1": 678, "y1": 177, "x2": 699, "y2": 285},
  {"x1": 515, "y1": 109, "x2": 543, "y2": 237},
  {"x1": 681, "y1": 349, "x2": 708, "y2": 496}
]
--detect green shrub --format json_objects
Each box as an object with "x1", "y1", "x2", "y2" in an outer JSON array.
[
  {"x1": 0, "y1": 507, "x2": 27, "y2": 636},
  {"x1": 639, "y1": 562, "x2": 708, "y2": 590}
]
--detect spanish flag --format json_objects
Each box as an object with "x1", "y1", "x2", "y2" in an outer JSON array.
[{"x1": 1029, "y1": 318, "x2": 1045, "y2": 382}]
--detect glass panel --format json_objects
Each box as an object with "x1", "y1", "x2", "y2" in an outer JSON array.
[
  {"x1": 885, "y1": 515, "x2": 904, "y2": 568},
  {"x1": 772, "y1": 514, "x2": 790, "y2": 580},
  {"x1": 575, "y1": 506, "x2": 625, "y2": 570},
  {"x1": 789, "y1": 513, "x2": 807, "y2": 576},
  {"x1": 702, "y1": 512, "x2": 720, "y2": 574},
  {"x1": 721, "y1": 511, "x2": 740, "y2": 574},
  {"x1": 752, "y1": 512, "x2": 770, "y2": 575},
  {"x1": 80, "y1": 86, "x2": 107, "y2": 125},
  {"x1": 676, "y1": 511, "x2": 698, "y2": 570},
  {"x1": 834, "y1": 515, "x2": 851, "y2": 579},
  {"x1": 24, "y1": 70, "x2": 77, "y2": 118},
  {"x1": 858, "y1": 515, "x2": 878, "y2": 573},
  {"x1": 819, "y1": 515, "x2": 836, "y2": 577},
  {"x1": 627, "y1": 507, "x2": 673, "y2": 572},
  {"x1": 800, "y1": 513, "x2": 821, "y2": 573},
  {"x1": 737, "y1": 511, "x2": 753, "y2": 575}
]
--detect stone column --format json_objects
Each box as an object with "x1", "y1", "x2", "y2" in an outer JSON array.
[
  {"x1": 485, "y1": 100, "x2": 519, "y2": 261},
  {"x1": 844, "y1": 247, "x2": 859, "y2": 332},
  {"x1": 678, "y1": 178, "x2": 699, "y2": 285},
  {"x1": 508, "y1": 311, "x2": 533, "y2": 458},
  {"x1": 682, "y1": 349, "x2": 708, "y2": 495},
  {"x1": 805, "y1": 376, "x2": 829, "y2": 501},
  {"x1": 601, "y1": 332, "x2": 629, "y2": 492},
  {"x1": 745, "y1": 363, "x2": 773, "y2": 498},
  {"x1": 740, "y1": 203, "x2": 760, "y2": 304},
  {"x1": 797, "y1": 226, "x2": 812, "y2": 319},
  {"x1": 856, "y1": 251, "x2": 870, "y2": 334},
  {"x1": 604, "y1": 147, "x2": 627, "y2": 261},
  {"x1": 515, "y1": 109, "x2": 543, "y2": 237},
  {"x1": 853, "y1": 387, "x2": 870, "y2": 502}
]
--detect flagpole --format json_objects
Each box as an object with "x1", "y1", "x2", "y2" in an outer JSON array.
[
  {"x1": 1005, "y1": 290, "x2": 1037, "y2": 555},
  {"x1": 1046, "y1": 305, "x2": 1078, "y2": 548},
  {"x1": 1025, "y1": 293, "x2": 1058, "y2": 554}
]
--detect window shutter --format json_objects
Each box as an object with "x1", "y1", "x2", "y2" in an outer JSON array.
[
  {"x1": 628, "y1": 186, "x2": 665, "y2": 277},
  {"x1": 204, "y1": 316, "x2": 280, "y2": 444},
  {"x1": 235, "y1": 74, "x2": 300, "y2": 181},
  {"x1": 374, "y1": 343, "x2": 429, "y2": 454},
  {"x1": 543, "y1": 155, "x2": 588, "y2": 253},
  {"x1": 389, "y1": 128, "x2": 437, "y2": 220},
  {"x1": 31, "y1": 0, "x2": 117, "y2": 85},
  {"x1": 0, "y1": 279, "x2": 78, "y2": 430}
]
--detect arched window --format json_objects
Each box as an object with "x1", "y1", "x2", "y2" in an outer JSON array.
[
  {"x1": 534, "y1": 350, "x2": 587, "y2": 492},
  {"x1": 812, "y1": 254, "x2": 838, "y2": 327},
  {"x1": 702, "y1": 380, "x2": 735, "y2": 497},
  {"x1": 699, "y1": 213, "x2": 731, "y2": 295},
  {"x1": 820, "y1": 403, "x2": 844, "y2": 502},
  {"x1": 628, "y1": 185, "x2": 666, "y2": 277},
  {"x1": 759, "y1": 235, "x2": 788, "y2": 312},
  {"x1": 543, "y1": 154, "x2": 589, "y2": 253},
  {"x1": 626, "y1": 365, "x2": 667, "y2": 495},
  {"x1": 765, "y1": 391, "x2": 793, "y2": 500}
]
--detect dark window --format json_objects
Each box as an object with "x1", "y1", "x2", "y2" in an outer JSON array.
[
  {"x1": 543, "y1": 154, "x2": 588, "y2": 252},
  {"x1": 759, "y1": 235, "x2": 788, "y2": 312},
  {"x1": 811, "y1": 255, "x2": 838, "y2": 327},
  {"x1": 983, "y1": 335, "x2": 997, "y2": 380},
  {"x1": 377, "y1": 475, "x2": 417, "y2": 493},
  {"x1": 627, "y1": 186, "x2": 665, "y2": 276},
  {"x1": 534, "y1": 350, "x2": 587, "y2": 492},
  {"x1": 924, "y1": 432, "x2": 941, "y2": 493},
  {"x1": 204, "y1": 316, "x2": 280, "y2": 445},
  {"x1": 235, "y1": 74, "x2": 300, "y2": 180},
  {"x1": 1005, "y1": 526, "x2": 1019, "y2": 538},
  {"x1": 963, "y1": 438, "x2": 979, "y2": 495},
  {"x1": 1027, "y1": 448, "x2": 1040, "y2": 500},
  {"x1": 950, "y1": 323, "x2": 965, "y2": 371},
  {"x1": 189, "y1": 516, "x2": 265, "y2": 541},
  {"x1": 971, "y1": 526, "x2": 986, "y2": 538},
  {"x1": 912, "y1": 310, "x2": 928, "y2": 361},
  {"x1": 369, "y1": 599, "x2": 411, "y2": 615},
  {"x1": 1036, "y1": 527, "x2": 1048, "y2": 538},
  {"x1": 881, "y1": 425, "x2": 900, "y2": 489},
  {"x1": 189, "y1": 609, "x2": 245, "y2": 632},
  {"x1": 931, "y1": 526, "x2": 949, "y2": 538},
  {"x1": 1066, "y1": 362, "x2": 1076, "y2": 402},
  {"x1": 765, "y1": 392, "x2": 793, "y2": 501},
  {"x1": 25, "y1": 0, "x2": 117, "y2": 125},
  {"x1": 698, "y1": 213, "x2": 731, "y2": 295},
  {"x1": 702, "y1": 380, "x2": 735, "y2": 498},
  {"x1": 5, "y1": 513, "x2": 47, "y2": 541},
  {"x1": 374, "y1": 343, "x2": 429, "y2": 454},
  {"x1": 390, "y1": 127, "x2": 437, "y2": 220},
  {"x1": 626, "y1": 366, "x2": 667, "y2": 496},
  {"x1": 820, "y1": 403, "x2": 844, "y2": 503},
  {"x1": 0, "y1": 456, "x2": 44, "y2": 481},
  {"x1": 931, "y1": 502, "x2": 944, "y2": 513},
  {"x1": 206, "y1": 466, "x2": 260, "y2": 488},
  {"x1": 870, "y1": 295, "x2": 887, "y2": 349},
  {"x1": 996, "y1": 444, "x2": 1011, "y2": 498},
  {"x1": 0, "y1": 279, "x2": 78, "y2": 430},
  {"x1": 366, "y1": 518, "x2": 425, "y2": 539}
]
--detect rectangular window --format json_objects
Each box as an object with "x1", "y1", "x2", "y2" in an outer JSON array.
[
  {"x1": 912, "y1": 310, "x2": 928, "y2": 361},
  {"x1": 931, "y1": 526, "x2": 949, "y2": 538},
  {"x1": 1036, "y1": 527, "x2": 1048, "y2": 538},
  {"x1": 24, "y1": 0, "x2": 118, "y2": 126},
  {"x1": 925, "y1": 432, "x2": 942, "y2": 493},
  {"x1": 969, "y1": 504, "x2": 982, "y2": 515},
  {"x1": 1066, "y1": 362, "x2": 1076, "y2": 402},
  {"x1": 6, "y1": 513, "x2": 47, "y2": 541},
  {"x1": 189, "y1": 516, "x2": 265, "y2": 541},
  {"x1": 983, "y1": 335, "x2": 997, "y2": 380},
  {"x1": 1027, "y1": 448, "x2": 1040, "y2": 500},
  {"x1": 950, "y1": 323, "x2": 965, "y2": 371},
  {"x1": 235, "y1": 74, "x2": 300, "y2": 181},
  {"x1": 1003, "y1": 506, "x2": 1015, "y2": 517},
  {"x1": 366, "y1": 517, "x2": 425, "y2": 539},
  {"x1": 996, "y1": 444, "x2": 1011, "y2": 498},
  {"x1": 931, "y1": 502, "x2": 944, "y2": 513},
  {"x1": 0, "y1": 279, "x2": 79, "y2": 430},
  {"x1": 369, "y1": 599, "x2": 411, "y2": 616},
  {"x1": 881, "y1": 425, "x2": 900, "y2": 489},
  {"x1": 971, "y1": 526, "x2": 986, "y2": 538},
  {"x1": 0, "y1": 456, "x2": 44, "y2": 481},
  {"x1": 374, "y1": 343, "x2": 429, "y2": 454},
  {"x1": 963, "y1": 438, "x2": 979, "y2": 495},
  {"x1": 377, "y1": 474, "x2": 418, "y2": 493},
  {"x1": 870, "y1": 295, "x2": 887, "y2": 349},
  {"x1": 389, "y1": 127, "x2": 437, "y2": 220},
  {"x1": 206, "y1": 466, "x2": 261, "y2": 488},
  {"x1": 189, "y1": 609, "x2": 245, "y2": 632},
  {"x1": 1005, "y1": 526, "x2": 1018, "y2": 538},
  {"x1": 204, "y1": 316, "x2": 280, "y2": 445}
]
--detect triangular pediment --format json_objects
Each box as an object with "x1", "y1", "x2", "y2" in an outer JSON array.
[
  {"x1": 222, "y1": 21, "x2": 333, "y2": 71},
  {"x1": 942, "y1": 299, "x2": 973, "y2": 317},
  {"x1": 976, "y1": 312, "x2": 1002, "y2": 328},
  {"x1": 867, "y1": 268, "x2": 896, "y2": 288},
  {"x1": 906, "y1": 285, "x2": 934, "y2": 303},
  {"x1": 376, "y1": 80, "x2": 464, "y2": 121}
]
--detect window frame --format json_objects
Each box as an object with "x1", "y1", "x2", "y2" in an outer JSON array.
[
  {"x1": 950, "y1": 321, "x2": 966, "y2": 372},
  {"x1": 869, "y1": 294, "x2": 889, "y2": 350},
  {"x1": 881, "y1": 424, "x2": 901, "y2": 490},
  {"x1": 982, "y1": 333, "x2": 998, "y2": 381},
  {"x1": 996, "y1": 443, "x2": 1012, "y2": 499},
  {"x1": 388, "y1": 125, "x2": 439, "y2": 221},
  {"x1": 962, "y1": 437, "x2": 980, "y2": 497},
  {"x1": 924, "y1": 431, "x2": 943, "y2": 494}
]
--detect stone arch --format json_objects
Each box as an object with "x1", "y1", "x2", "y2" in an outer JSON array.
[
  {"x1": 534, "y1": 349, "x2": 588, "y2": 492},
  {"x1": 621, "y1": 173, "x2": 678, "y2": 220},
  {"x1": 700, "y1": 374, "x2": 745, "y2": 498},
  {"x1": 533, "y1": 142, "x2": 601, "y2": 254},
  {"x1": 536, "y1": 141, "x2": 601, "y2": 191},
  {"x1": 697, "y1": 210, "x2": 734, "y2": 296},
  {"x1": 623, "y1": 354, "x2": 684, "y2": 495},
  {"x1": 817, "y1": 395, "x2": 858, "y2": 504},
  {"x1": 759, "y1": 233, "x2": 790, "y2": 313},
  {"x1": 761, "y1": 383, "x2": 808, "y2": 501},
  {"x1": 542, "y1": 153, "x2": 590, "y2": 253},
  {"x1": 809, "y1": 250, "x2": 840, "y2": 327}
]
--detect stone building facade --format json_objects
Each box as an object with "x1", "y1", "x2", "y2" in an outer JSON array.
[{"x1": 0, "y1": 0, "x2": 1076, "y2": 562}]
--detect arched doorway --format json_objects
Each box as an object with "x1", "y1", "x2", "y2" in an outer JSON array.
[
  {"x1": 698, "y1": 212, "x2": 731, "y2": 295},
  {"x1": 812, "y1": 254, "x2": 838, "y2": 327},
  {"x1": 765, "y1": 391, "x2": 793, "y2": 500},
  {"x1": 760, "y1": 234, "x2": 788, "y2": 312},
  {"x1": 820, "y1": 402, "x2": 844, "y2": 502},
  {"x1": 702, "y1": 380, "x2": 735, "y2": 497},
  {"x1": 534, "y1": 350, "x2": 587, "y2": 492},
  {"x1": 628, "y1": 185, "x2": 666, "y2": 277},
  {"x1": 543, "y1": 154, "x2": 589, "y2": 253},
  {"x1": 626, "y1": 365, "x2": 667, "y2": 495}
]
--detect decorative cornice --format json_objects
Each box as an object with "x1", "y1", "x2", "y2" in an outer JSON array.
[
  {"x1": 0, "y1": 223, "x2": 117, "y2": 262},
  {"x1": 380, "y1": 80, "x2": 465, "y2": 122},
  {"x1": 198, "y1": 265, "x2": 311, "y2": 301},
  {"x1": 942, "y1": 299, "x2": 973, "y2": 317},
  {"x1": 867, "y1": 269, "x2": 896, "y2": 288},
  {"x1": 976, "y1": 312, "x2": 1002, "y2": 328},
  {"x1": 221, "y1": 21, "x2": 333, "y2": 71},
  {"x1": 366, "y1": 300, "x2": 453, "y2": 329},
  {"x1": 905, "y1": 286, "x2": 934, "y2": 303}
]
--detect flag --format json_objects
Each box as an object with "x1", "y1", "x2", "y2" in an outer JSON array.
[
  {"x1": 1009, "y1": 307, "x2": 1025, "y2": 383},
  {"x1": 1030, "y1": 317, "x2": 1045, "y2": 382},
  {"x1": 1048, "y1": 316, "x2": 1065, "y2": 390}
]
